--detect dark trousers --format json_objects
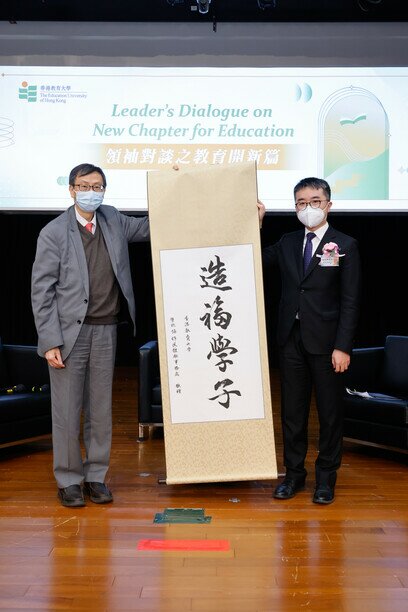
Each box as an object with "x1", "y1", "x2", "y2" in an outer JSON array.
[{"x1": 279, "y1": 321, "x2": 344, "y2": 487}]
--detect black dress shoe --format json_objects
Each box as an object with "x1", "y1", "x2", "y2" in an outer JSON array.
[
  {"x1": 313, "y1": 484, "x2": 335, "y2": 505},
  {"x1": 84, "y1": 481, "x2": 113, "y2": 504},
  {"x1": 273, "y1": 478, "x2": 305, "y2": 500},
  {"x1": 58, "y1": 484, "x2": 85, "y2": 508}
]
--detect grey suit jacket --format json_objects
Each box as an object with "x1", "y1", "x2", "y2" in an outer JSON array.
[{"x1": 31, "y1": 205, "x2": 150, "y2": 360}]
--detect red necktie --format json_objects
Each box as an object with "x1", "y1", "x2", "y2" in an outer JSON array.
[{"x1": 85, "y1": 222, "x2": 93, "y2": 234}]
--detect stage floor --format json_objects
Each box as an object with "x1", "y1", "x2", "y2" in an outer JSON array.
[{"x1": 0, "y1": 367, "x2": 407, "y2": 611}]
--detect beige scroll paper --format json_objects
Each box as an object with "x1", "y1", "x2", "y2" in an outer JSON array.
[{"x1": 147, "y1": 162, "x2": 277, "y2": 484}]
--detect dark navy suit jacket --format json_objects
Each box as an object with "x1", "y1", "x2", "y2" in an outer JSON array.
[{"x1": 263, "y1": 225, "x2": 361, "y2": 355}]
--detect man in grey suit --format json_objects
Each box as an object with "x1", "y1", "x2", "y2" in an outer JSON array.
[{"x1": 31, "y1": 163, "x2": 149, "y2": 507}]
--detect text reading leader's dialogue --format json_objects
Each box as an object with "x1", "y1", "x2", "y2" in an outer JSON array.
[{"x1": 94, "y1": 103, "x2": 295, "y2": 141}]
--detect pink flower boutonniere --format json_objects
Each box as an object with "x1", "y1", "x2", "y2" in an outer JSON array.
[
  {"x1": 317, "y1": 242, "x2": 345, "y2": 267},
  {"x1": 322, "y1": 242, "x2": 340, "y2": 255}
]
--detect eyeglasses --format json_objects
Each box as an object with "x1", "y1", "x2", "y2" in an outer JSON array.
[
  {"x1": 73, "y1": 184, "x2": 105, "y2": 193},
  {"x1": 295, "y1": 199, "x2": 328, "y2": 211}
]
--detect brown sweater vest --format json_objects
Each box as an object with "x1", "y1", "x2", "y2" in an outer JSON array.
[{"x1": 78, "y1": 223, "x2": 120, "y2": 325}]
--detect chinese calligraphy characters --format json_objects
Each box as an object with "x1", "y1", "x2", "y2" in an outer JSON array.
[{"x1": 200, "y1": 254, "x2": 241, "y2": 409}]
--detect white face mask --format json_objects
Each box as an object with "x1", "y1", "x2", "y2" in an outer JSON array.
[
  {"x1": 296, "y1": 206, "x2": 326, "y2": 228},
  {"x1": 75, "y1": 190, "x2": 104, "y2": 213}
]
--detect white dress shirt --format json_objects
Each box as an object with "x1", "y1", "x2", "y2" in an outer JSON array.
[
  {"x1": 302, "y1": 221, "x2": 329, "y2": 257},
  {"x1": 75, "y1": 207, "x2": 97, "y2": 234}
]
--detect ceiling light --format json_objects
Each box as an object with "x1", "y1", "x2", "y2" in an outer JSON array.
[
  {"x1": 257, "y1": 0, "x2": 277, "y2": 9},
  {"x1": 357, "y1": 0, "x2": 383, "y2": 11},
  {"x1": 196, "y1": 0, "x2": 211, "y2": 15}
]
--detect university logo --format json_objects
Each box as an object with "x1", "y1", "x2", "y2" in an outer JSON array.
[{"x1": 18, "y1": 81, "x2": 37, "y2": 102}]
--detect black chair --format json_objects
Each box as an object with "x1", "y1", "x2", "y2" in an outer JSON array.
[
  {"x1": 138, "y1": 340, "x2": 163, "y2": 441},
  {"x1": 0, "y1": 339, "x2": 52, "y2": 446},
  {"x1": 342, "y1": 335, "x2": 408, "y2": 452}
]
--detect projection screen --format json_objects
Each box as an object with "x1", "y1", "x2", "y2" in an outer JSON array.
[{"x1": 1, "y1": 21, "x2": 408, "y2": 212}]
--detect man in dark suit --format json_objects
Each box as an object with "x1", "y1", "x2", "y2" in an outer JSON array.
[
  {"x1": 261, "y1": 177, "x2": 361, "y2": 504},
  {"x1": 31, "y1": 163, "x2": 149, "y2": 507}
]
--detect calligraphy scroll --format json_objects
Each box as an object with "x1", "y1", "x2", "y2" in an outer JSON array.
[{"x1": 147, "y1": 162, "x2": 277, "y2": 484}]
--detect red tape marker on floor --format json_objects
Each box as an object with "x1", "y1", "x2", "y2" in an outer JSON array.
[{"x1": 137, "y1": 539, "x2": 230, "y2": 551}]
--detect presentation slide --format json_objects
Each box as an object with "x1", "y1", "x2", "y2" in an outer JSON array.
[{"x1": 1, "y1": 66, "x2": 407, "y2": 211}]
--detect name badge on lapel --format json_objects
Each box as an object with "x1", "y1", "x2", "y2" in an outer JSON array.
[{"x1": 316, "y1": 242, "x2": 345, "y2": 267}]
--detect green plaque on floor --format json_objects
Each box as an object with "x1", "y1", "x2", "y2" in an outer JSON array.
[{"x1": 154, "y1": 508, "x2": 212, "y2": 524}]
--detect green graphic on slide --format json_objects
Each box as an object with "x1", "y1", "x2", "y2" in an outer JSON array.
[
  {"x1": 18, "y1": 81, "x2": 37, "y2": 102},
  {"x1": 318, "y1": 87, "x2": 389, "y2": 199}
]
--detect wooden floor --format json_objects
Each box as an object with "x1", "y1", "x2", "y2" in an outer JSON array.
[{"x1": 1, "y1": 368, "x2": 408, "y2": 612}]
